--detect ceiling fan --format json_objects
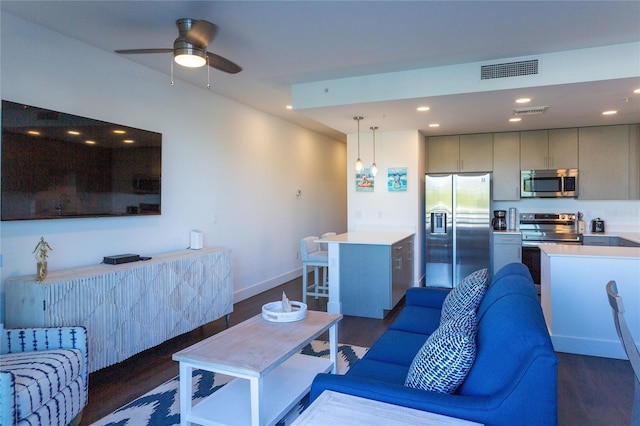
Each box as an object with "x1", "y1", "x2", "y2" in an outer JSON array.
[{"x1": 115, "y1": 18, "x2": 242, "y2": 74}]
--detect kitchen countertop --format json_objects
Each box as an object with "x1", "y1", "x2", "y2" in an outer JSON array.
[
  {"x1": 540, "y1": 243, "x2": 640, "y2": 258},
  {"x1": 317, "y1": 231, "x2": 414, "y2": 245},
  {"x1": 492, "y1": 230, "x2": 521, "y2": 235}
]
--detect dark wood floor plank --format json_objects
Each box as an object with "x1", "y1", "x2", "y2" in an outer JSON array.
[{"x1": 80, "y1": 275, "x2": 636, "y2": 425}]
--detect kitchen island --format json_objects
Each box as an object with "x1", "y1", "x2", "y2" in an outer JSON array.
[
  {"x1": 317, "y1": 232, "x2": 414, "y2": 319},
  {"x1": 540, "y1": 242, "x2": 640, "y2": 359}
]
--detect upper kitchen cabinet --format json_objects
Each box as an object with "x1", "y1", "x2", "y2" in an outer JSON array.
[
  {"x1": 492, "y1": 132, "x2": 521, "y2": 201},
  {"x1": 578, "y1": 124, "x2": 639, "y2": 200},
  {"x1": 520, "y1": 129, "x2": 578, "y2": 170},
  {"x1": 427, "y1": 134, "x2": 492, "y2": 173}
]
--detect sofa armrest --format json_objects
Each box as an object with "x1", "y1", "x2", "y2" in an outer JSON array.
[
  {"x1": 311, "y1": 373, "x2": 494, "y2": 424},
  {"x1": 405, "y1": 287, "x2": 450, "y2": 309},
  {"x1": 0, "y1": 371, "x2": 16, "y2": 426}
]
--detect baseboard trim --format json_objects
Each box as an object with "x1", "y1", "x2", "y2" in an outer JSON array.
[{"x1": 233, "y1": 268, "x2": 302, "y2": 303}]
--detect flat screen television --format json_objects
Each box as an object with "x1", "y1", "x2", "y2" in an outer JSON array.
[{"x1": 1, "y1": 100, "x2": 162, "y2": 221}]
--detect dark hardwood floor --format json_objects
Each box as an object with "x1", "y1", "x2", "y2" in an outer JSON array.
[{"x1": 81, "y1": 276, "x2": 636, "y2": 425}]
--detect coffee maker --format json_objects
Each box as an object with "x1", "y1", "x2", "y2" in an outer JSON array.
[{"x1": 492, "y1": 210, "x2": 507, "y2": 230}]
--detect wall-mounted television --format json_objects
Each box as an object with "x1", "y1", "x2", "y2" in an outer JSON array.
[{"x1": 1, "y1": 100, "x2": 162, "y2": 221}]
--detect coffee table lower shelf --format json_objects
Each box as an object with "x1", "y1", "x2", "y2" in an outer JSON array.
[{"x1": 186, "y1": 354, "x2": 332, "y2": 426}]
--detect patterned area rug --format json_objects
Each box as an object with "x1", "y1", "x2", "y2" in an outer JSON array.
[{"x1": 91, "y1": 340, "x2": 368, "y2": 426}]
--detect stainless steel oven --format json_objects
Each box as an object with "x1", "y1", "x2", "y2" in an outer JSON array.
[{"x1": 519, "y1": 213, "x2": 583, "y2": 285}]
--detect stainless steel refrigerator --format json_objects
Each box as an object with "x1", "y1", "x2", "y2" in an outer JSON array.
[{"x1": 425, "y1": 173, "x2": 491, "y2": 288}]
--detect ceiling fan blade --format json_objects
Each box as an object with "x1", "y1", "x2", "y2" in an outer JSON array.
[
  {"x1": 185, "y1": 20, "x2": 218, "y2": 47},
  {"x1": 206, "y1": 52, "x2": 242, "y2": 74},
  {"x1": 115, "y1": 48, "x2": 173, "y2": 55}
]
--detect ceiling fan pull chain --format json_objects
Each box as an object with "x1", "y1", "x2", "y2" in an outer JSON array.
[
  {"x1": 207, "y1": 56, "x2": 211, "y2": 89},
  {"x1": 170, "y1": 57, "x2": 174, "y2": 86}
]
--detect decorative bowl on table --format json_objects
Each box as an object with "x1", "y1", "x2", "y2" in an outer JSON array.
[{"x1": 262, "y1": 301, "x2": 307, "y2": 322}]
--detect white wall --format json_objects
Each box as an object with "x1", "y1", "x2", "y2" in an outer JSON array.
[
  {"x1": 346, "y1": 129, "x2": 425, "y2": 285},
  {"x1": 0, "y1": 13, "x2": 347, "y2": 322}
]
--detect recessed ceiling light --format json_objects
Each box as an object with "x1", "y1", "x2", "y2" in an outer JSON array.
[
  {"x1": 123, "y1": 139, "x2": 134, "y2": 144},
  {"x1": 67, "y1": 130, "x2": 81, "y2": 135},
  {"x1": 113, "y1": 129, "x2": 126, "y2": 134},
  {"x1": 428, "y1": 123, "x2": 440, "y2": 128},
  {"x1": 634, "y1": 88, "x2": 640, "y2": 94},
  {"x1": 286, "y1": 105, "x2": 293, "y2": 110},
  {"x1": 509, "y1": 118, "x2": 522, "y2": 122},
  {"x1": 27, "y1": 130, "x2": 41, "y2": 136},
  {"x1": 85, "y1": 140, "x2": 96, "y2": 145},
  {"x1": 417, "y1": 106, "x2": 430, "y2": 112},
  {"x1": 516, "y1": 98, "x2": 531, "y2": 104},
  {"x1": 602, "y1": 110, "x2": 618, "y2": 116}
]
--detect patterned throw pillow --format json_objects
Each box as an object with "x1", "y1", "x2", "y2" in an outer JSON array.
[
  {"x1": 405, "y1": 310, "x2": 477, "y2": 393},
  {"x1": 440, "y1": 268, "x2": 488, "y2": 324}
]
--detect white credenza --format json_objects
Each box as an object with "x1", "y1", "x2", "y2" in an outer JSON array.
[{"x1": 5, "y1": 248, "x2": 233, "y2": 372}]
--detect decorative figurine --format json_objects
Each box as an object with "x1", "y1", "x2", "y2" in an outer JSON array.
[
  {"x1": 282, "y1": 291, "x2": 292, "y2": 312},
  {"x1": 33, "y1": 237, "x2": 53, "y2": 281}
]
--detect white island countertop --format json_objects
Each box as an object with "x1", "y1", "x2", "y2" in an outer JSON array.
[
  {"x1": 317, "y1": 231, "x2": 414, "y2": 245},
  {"x1": 540, "y1": 243, "x2": 640, "y2": 258}
]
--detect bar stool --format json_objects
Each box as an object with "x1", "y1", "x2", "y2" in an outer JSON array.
[{"x1": 300, "y1": 236, "x2": 329, "y2": 300}]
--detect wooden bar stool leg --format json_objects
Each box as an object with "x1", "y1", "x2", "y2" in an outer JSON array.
[
  {"x1": 302, "y1": 264, "x2": 308, "y2": 301},
  {"x1": 314, "y1": 266, "x2": 320, "y2": 299}
]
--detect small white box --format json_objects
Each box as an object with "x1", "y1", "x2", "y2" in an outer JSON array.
[{"x1": 190, "y1": 230, "x2": 203, "y2": 250}]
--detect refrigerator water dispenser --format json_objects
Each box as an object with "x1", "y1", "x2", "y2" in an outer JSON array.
[{"x1": 431, "y1": 212, "x2": 447, "y2": 234}]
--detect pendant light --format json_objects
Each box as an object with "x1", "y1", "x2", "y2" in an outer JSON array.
[
  {"x1": 354, "y1": 116, "x2": 364, "y2": 172},
  {"x1": 370, "y1": 126, "x2": 379, "y2": 176}
]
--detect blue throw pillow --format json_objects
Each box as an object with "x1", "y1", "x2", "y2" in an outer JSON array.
[
  {"x1": 405, "y1": 310, "x2": 477, "y2": 393},
  {"x1": 440, "y1": 268, "x2": 488, "y2": 324}
]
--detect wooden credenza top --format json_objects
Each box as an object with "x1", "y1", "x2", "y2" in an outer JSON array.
[{"x1": 7, "y1": 247, "x2": 228, "y2": 284}]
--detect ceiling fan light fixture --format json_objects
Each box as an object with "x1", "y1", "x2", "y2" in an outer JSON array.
[{"x1": 174, "y1": 46, "x2": 207, "y2": 68}]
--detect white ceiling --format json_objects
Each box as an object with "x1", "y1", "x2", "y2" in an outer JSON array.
[{"x1": 2, "y1": 1, "x2": 640, "y2": 141}]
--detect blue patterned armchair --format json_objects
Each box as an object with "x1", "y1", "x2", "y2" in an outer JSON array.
[{"x1": 0, "y1": 326, "x2": 88, "y2": 426}]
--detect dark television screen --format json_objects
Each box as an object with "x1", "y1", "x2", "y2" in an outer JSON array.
[{"x1": 1, "y1": 100, "x2": 161, "y2": 221}]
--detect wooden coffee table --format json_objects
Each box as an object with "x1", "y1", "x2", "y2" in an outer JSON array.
[
  {"x1": 292, "y1": 390, "x2": 483, "y2": 425},
  {"x1": 172, "y1": 310, "x2": 342, "y2": 426}
]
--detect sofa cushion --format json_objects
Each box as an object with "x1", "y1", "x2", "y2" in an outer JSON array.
[
  {"x1": 364, "y1": 329, "x2": 431, "y2": 367},
  {"x1": 1, "y1": 348, "x2": 83, "y2": 421},
  {"x1": 440, "y1": 268, "x2": 488, "y2": 323},
  {"x1": 405, "y1": 310, "x2": 477, "y2": 393},
  {"x1": 348, "y1": 358, "x2": 411, "y2": 384},
  {"x1": 389, "y1": 305, "x2": 441, "y2": 336}
]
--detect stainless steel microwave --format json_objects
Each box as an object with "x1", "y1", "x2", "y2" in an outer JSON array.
[{"x1": 521, "y1": 169, "x2": 578, "y2": 198}]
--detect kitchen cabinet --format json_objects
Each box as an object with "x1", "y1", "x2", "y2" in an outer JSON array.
[
  {"x1": 491, "y1": 232, "x2": 522, "y2": 278},
  {"x1": 520, "y1": 128, "x2": 578, "y2": 170},
  {"x1": 492, "y1": 132, "x2": 521, "y2": 200},
  {"x1": 339, "y1": 235, "x2": 414, "y2": 319},
  {"x1": 578, "y1": 124, "x2": 639, "y2": 200},
  {"x1": 427, "y1": 134, "x2": 492, "y2": 173},
  {"x1": 582, "y1": 235, "x2": 611, "y2": 246},
  {"x1": 583, "y1": 235, "x2": 640, "y2": 247}
]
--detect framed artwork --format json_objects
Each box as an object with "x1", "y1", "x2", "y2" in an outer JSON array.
[
  {"x1": 356, "y1": 168, "x2": 375, "y2": 192},
  {"x1": 388, "y1": 167, "x2": 407, "y2": 192}
]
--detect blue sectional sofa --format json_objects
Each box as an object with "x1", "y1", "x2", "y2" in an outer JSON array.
[{"x1": 311, "y1": 263, "x2": 558, "y2": 426}]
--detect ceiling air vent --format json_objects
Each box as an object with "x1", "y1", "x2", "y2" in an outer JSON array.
[
  {"x1": 513, "y1": 106, "x2": 548, "y2": 116},
  {"x1": 481, "y1": 59, "x2": 538, "y2": 80}
]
